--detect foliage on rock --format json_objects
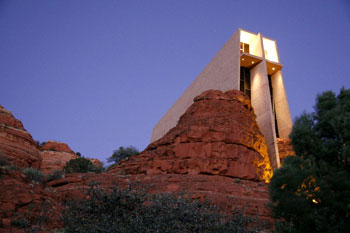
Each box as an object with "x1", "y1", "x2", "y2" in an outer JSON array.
[
  {"x1": 107, "y1": 146, "x2": 139, "y2": 165},
  {"x1": 47, "y1": 170, "x2": 64, "y2": 181},
  {"x1": 23, "y1": 167, "x2": 45, "y2": 184},
  {"x1": 62, "y1": 182, "x2": 257, "y2": 233},
  {"x1": 269, "y1": 88, "x2": 350, "y2": 233},
  {"x1": 63, "y1": 157, "x2": 101, "y2": 174}
]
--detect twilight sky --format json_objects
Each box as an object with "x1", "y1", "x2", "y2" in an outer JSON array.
[{"x1": 1, "y1": 0, "x2": 349, "y2": 163}]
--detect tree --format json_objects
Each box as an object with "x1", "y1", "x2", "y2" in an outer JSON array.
[
  {"x1": 269, "y1": 88, "x2": 350, "y2": 233},
  {"x1": 107, "y1": 146, "x2": 139, "y2": 165},
  {"x1": 64, "y1": 157, "x2": 96, "y2": 173}
]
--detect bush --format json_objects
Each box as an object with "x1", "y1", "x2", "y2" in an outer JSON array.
[
  {"x1": 107, "y1": 146, "x2": 139, "y2": 165},
  {"x1": 63, "y1": 157, "x2": 97, "y2": 174},
  {"x1": 0, "y1": 153, "x2": 8, "y2": 167},
  {"x1": 62, "y1": 182, "x2": 256, "y2": 233},
  {"x1": 269, "y1": 88, "x2": 350, "y2": 233},
  {"x1": 23, "y1": 167, "x2": 44, "y2": 184},
  {"x1": 11, "y1": 201, "x2": 52, "y2": 232},
  {"x1": 47, "y1": 170, "x2": 64, "y2": 181},
  {"x1": 11, "y1": 217, "x2": 29, "y2": 228}
]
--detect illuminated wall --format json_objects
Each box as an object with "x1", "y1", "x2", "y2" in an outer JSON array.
[
  {"x1": 151, "y1": 28, "x2": 293, "y2": 170},
  {"x1": 262, "y1": 38, "x2": 279, "y2": 63}
]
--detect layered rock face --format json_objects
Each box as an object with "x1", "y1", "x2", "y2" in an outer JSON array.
[
  {"x1": 110, "y1": 90, "x2": 272, "y2": 182},
  {"x1": 277, "y1": 138, "x2": 295, "y2": 164},
  {"x1": 0, "y1": 105, "x2": 41, "y2": 168},
  {"x1": 40, "y1": 141, "x2": 103, "y2": 174},
  {"x1": 106, "y1": 90, "x2": 274, "y2": 224},
  {"x1": 39, "y1": 141, "x2": 78, "y2": 174},
  {"x1": 0, "y1": 90, "x2": 279, "y2": 231},
  {"x1": 0, "y1": 169, "x2": 62, "y2": 233}
]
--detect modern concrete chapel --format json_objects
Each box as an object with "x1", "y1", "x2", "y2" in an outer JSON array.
[{"x1": 151, "y1": 28, "x2": 293, "y2": 170}]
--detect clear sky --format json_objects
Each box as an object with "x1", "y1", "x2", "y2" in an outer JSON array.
[{"x1": 1, "y1": 0, "x2": 349, "y2": 163}]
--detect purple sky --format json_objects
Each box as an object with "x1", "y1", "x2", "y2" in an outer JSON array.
[{"x1": 1, "y1": 1, "x2": 349, "y2": 164}]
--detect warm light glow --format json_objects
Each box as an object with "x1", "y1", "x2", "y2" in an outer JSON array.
[
  {"x1": 240, "y1": 30, "x2": 256, "y2": 44},
  {"x1": 272, "y1": 67, "x2": 275, "y2": 71},
  {"x1": 251, "y1": 61, "x2": 254, "y2": 64},
  {"x1": 263, "y1": 38, "x2": 279, "y2": 63},
  {"x1": 242, "y1": 58, "x2": 244, "y2": 61},
  {"x1": 312, "y1": 199, "x2": 318, "y2": 204}
]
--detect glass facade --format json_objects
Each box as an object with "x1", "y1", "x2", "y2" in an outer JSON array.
[
  {"x1": 240, "y1": 42, "x2": 250, "y2": 54},
  {"x1": 240, "y1": 67, "x2": 251, "y2": 98},
  {"x1": 268, "y1": 75, "x2": 279, "y2": 137}
]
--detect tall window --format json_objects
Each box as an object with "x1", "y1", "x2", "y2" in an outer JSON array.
[
  {"x1": 240, "y1": 67, "x2": 251, "y2": 98},
  {"x1": 240, "y1": 42, "x2": 250, "y2": 54},
  {"x1": 268, "y1": 75, "x2": 279, "y2": 137}
]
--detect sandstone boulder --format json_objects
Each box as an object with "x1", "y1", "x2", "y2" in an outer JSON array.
[
  {"x1": 0, "y1": 105, "x2": 41, "y2": 168},
  {"x1": 0, "y1": 168, "x2": 62, "y2": 232},
  {"x1": 39, "y1": 141, "x2": 102, "y2": 174},
  {"x1": 277, "y1": 138, "x2": 296, "y2": 164},
  {"x1": 110, "y1": 90, "x2": 272, "y2": 182},
  {"x1": 39, "y1": 141, "x2": 77, "y2": 174}
]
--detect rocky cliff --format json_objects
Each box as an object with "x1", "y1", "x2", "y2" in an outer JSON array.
[
  {"x1": 0, "y1": 90, "x2": 295, "y2": 232},
  {"x1": 0, "y1": 105, "x2": 41, "y2": 168},
  {"x1": 110, "y1": 90, "x2": 272, "y2": 182},
  {"x1": 39, "y1": 141, "x2": 78, "y2": 174}
]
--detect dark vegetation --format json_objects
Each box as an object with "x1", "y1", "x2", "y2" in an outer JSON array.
[
  {"x1": 23, "y1": 167, "x2": 45, "y2": 184},
  {"x1": 47, "y1": 170, "x2": 64, "y2": 181},
  {"x1": 61, "y1": 182, "x2": 257, "y2": 233},
  {"x1": 63, "y1": 157, "x2": 103, "y2": 173},
  {"x1": 107, "y1": 146, "x2": 139, "y2": 166},
  {"x1": 269, "y1": 88, "x2": 350, "y2": 233},
  {"x1": 10, "y1": 201, "x2": 53, "y2": 233}
]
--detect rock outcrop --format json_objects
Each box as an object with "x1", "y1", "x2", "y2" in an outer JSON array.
[
  {"x1": 110, "y1": 90, "x2": 272, "y2": 182},
  {"x1": 39, "y1": 141, "x2": 103, "y2": 174},
  {"x1": 277, "y1": 138, "x2": 295, "y2": 164},
  {"x1": 0, "y1": 90, "x2": 279, "y2": 231},
  {"x1": 39, "y1": 141, "x2": 78, "y2": 174},
  {"x1": 0, "y1": 105, "x2": 41, "y2": 168},
  {"x1": 106, "y1": 90, "x2": 274, "y2": 225},
  {"x1": 0, "y1": 168, "x2": 62, "y2": 232}
]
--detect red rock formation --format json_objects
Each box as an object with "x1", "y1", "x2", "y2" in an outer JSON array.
[
  {"x1": 0, "y1": 105, "x2": 41, "y2": 168},
  {"x1": 39, "y1": 141, "x2": 103, "y2": 174},
  {"x1": 0, "y1": 90, "x2": 277, "y2": 231},
  {"x1": 277, "y1": 138, "x2": 296, "y2": 164},
  {"x1": 110, "y1": 90, "x2": 272, "y2": 182},
  {"x1": 39, "y1": 142, "x2": 78, "y2": 174},
  {"x1": 0, "y1": 168, "x2": 62, "y2": 232},
  {"x1": 105, "y1": 90, "x2": 274, "y2": 226},
  {"x1": 89, "y1": 158, "x2": 103, "y2": 168},
  {"x1": 40, "y1": 141, "x2": 74, "y2": 154}
]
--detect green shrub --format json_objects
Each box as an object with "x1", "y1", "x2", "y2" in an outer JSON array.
[
  {"x1": 51, "y1": 229, "x2": 65, "y2": 233},
  {"x1": 0, "y1": 153, "x2": 8, "y2": 167},
  {"x1": 47, "y1": 170, "x2": 64, "y2": 181},
  {"x1": 23, "y1": 167, "x2": 44, "y2": 184},
  {"x1": 11, "y1": 217, "x2": 29, "y2": 228},
  {"x1": 107, "y1": 146, "x2": 139, "y2": 165},
  {"x1": 63, "y1": 157, "x2": 96, "y2": 174},
  {"x1": 62, "y1": 182, "x2": 256, "y2": 233}
]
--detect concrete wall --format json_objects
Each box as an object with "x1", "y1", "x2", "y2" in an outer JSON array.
[
  {"x1": 151, "y1": 28, "x2": 292, "y2": 169},
  {"x1": 250, "y1": 60, "x2": 280, "y2": 169},
  {"x1": 271, "y1": 70, "x2": 293, "y2": 138},
  {"x1": 151, "y1": 30, "x2": 241, "y2": 142},
  {"x1": 250, "y1": 33, "x2": 263, "y2": 57}
]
